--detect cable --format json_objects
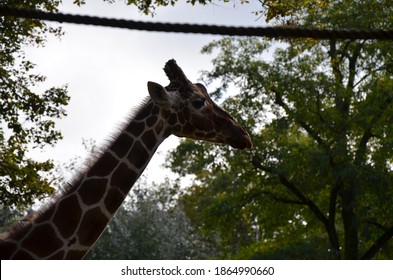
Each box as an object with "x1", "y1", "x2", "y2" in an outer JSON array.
[{"x1": 1, "y1": 5, "x2": 392, "y2": 40}]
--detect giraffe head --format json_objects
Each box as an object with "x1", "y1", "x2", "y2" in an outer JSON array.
[{"x1": 147, "y1": 59, "x2": 252, "y2": 149}]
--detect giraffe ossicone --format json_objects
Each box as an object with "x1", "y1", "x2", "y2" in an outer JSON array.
[{"x1": 0, "y1": 59, "x2": 252, "y2": 259}]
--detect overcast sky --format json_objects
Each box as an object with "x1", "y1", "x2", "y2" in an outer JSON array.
[{"x1": 26, "y1": 0, "x2": 267, "y2": 184}]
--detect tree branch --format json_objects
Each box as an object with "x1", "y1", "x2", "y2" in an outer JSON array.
[
  {"x1": 328, "y1": 183, "x2": 341, "y2": 258},
  {"x1": 364, "y1": 220, "x2": 389, "y2": 231},
  {"x1": 251, "y1": 154, "x2": 341, "y2": 257},
  {"x1": 276, "y1": 173, "x2": 329, "y2": 225},
  {"x1": 272, "y1": 88, "x2": 328, "y2": 149},
  {"x1": 361, "y1": 225, "x2": 393, "y2": 259},
  {"x1": 329, "y1": 39, "x2": 343, "y2": 84},
  {"x1": 353, "y1": 62, "x2": 390, "y2": 88},
  {"x1": 347, "y1": 41, "x2": 363, "y2": 90},
  {"x1": 355, "y1": 94, "x2": 392, "y2": 165},
  {"x1": 251, "y1": 190, "x2": 306, "y2": 205},
  {"x1": 252, "y1": 157, "x2": 316, "y2": 210}
]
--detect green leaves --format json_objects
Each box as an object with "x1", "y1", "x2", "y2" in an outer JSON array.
[
  {"x1": 0, "y1": 0, "x2": 69, "y2": 210},
  {"x1": 0, "y1": 135, "x2": 55, "y2": 209},
  {"x1": 102, "y1": 0, "x2": 215, "y2": 16}
]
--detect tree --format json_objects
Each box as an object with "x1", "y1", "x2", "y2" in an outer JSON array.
[
  {"x1": 0, "y1": 0, "x2": 70, "y2": 210},
  {"x1": 167, "y1": 0, "x2": 393, "y2": 259},
  {"x1": 98, "y1": 0, "x2": 214, "y2": 16}
]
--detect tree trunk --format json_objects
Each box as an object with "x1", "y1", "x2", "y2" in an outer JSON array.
[{"x1": 340, "y1": 183, "x2": 359, "y2": 259}]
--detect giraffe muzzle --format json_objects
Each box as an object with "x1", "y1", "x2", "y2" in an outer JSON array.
[{"x1": 227, "y1": 126, "x2": 253, "y2": 149}]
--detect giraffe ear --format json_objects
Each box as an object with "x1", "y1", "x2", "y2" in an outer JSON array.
[{"x1": 147, "y1": 81, "x2": 169, "y2": 105}]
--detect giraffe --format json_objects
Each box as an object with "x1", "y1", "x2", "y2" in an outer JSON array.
[{"x1": 0, "y1": 59, "x2": 252, "y2": 259}]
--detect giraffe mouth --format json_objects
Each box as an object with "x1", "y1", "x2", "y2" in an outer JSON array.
[
  {"x1": 228, "y1": 139, "x2": 252, "y2": 150},
  {"x1": 226, "y1": 127, "x2": 253, "y2": 149}
]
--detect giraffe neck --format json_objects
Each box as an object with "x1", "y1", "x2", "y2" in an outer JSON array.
[{"x1": 0, "y1": 98, "x2": 169, "y2": 259}]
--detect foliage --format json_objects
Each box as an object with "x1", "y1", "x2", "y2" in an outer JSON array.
[
  {"x1": 73, "y1": 0, "x2": 213, "y2": 15},
  {"x1": 119, "y1": 0, "x2": 214, "y2": 15},
  {"x1": 167, "y1": 0, "x2": 393, "y2": 259},
  {"x1": 86, "y1": 177, "x2": 219, "y2": 259},
  {"x1": 75, "y1": 0, "x2": 251, "y2": 16},
  {"x1": 0, "y1": 0, "x2": 70, "y2": 210}
]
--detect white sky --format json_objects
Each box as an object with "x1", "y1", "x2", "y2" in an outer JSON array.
[{"x1": 26, "y1": 0, "x2": 267, "y2": 185}]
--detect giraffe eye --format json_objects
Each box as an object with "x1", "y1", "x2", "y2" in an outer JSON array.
[{"x1": 192, "y1": 98, "x2": 206, "y2": 109}]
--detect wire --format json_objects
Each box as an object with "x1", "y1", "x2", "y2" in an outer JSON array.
[{"x1": 1, "y1": 5, "x2": 392, "y2": 40}]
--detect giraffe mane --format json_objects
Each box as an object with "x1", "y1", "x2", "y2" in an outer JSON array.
[{"x1": 0, "y1": 96, "x2": 153, "y2": 241}]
